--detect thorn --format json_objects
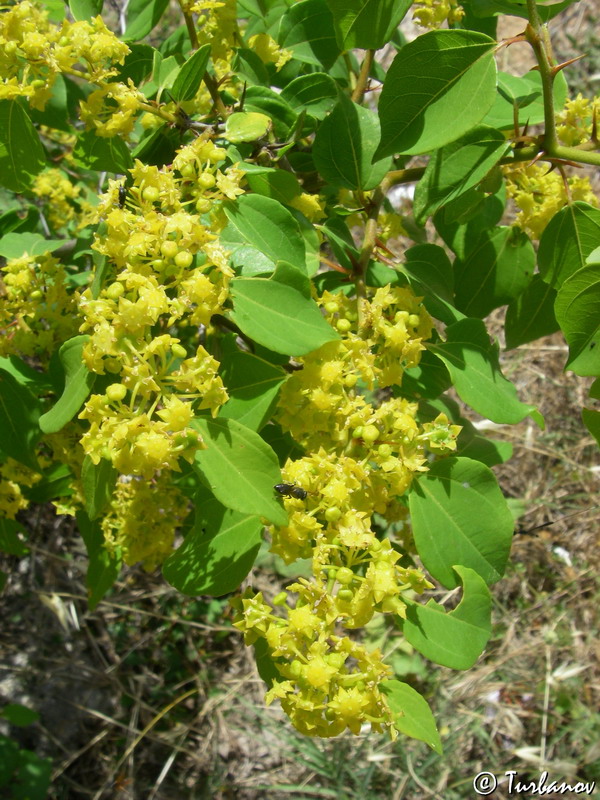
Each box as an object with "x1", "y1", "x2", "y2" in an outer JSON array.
[
  {"x1": 374, "y1": 237, "x2": 394, "y2": 256},
  {"x1": 551, "y1": 54, "x2": 586, "y2": 76}
]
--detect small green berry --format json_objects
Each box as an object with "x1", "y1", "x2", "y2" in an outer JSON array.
[
  {"x1": 174, "y1": 251, "x2": 193, "y2": 269},
  {"x1": 142, "y1": 185, "x2": 160, "y2": 202},
  {"x1": 106, "y1": 383, "x2": 127, "y2": 402},
  {"x1": 197, "y1": 172, "x2": 216, "y2": 190},
  {"x1": 362, "y1": 424, "x2": 379, "y2": 443}
]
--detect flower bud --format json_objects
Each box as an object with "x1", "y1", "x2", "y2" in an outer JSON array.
[{"x1": 106, "y1": 383, "x2": 127, "y2": 402}]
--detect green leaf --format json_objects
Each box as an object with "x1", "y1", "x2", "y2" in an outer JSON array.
[
  {"x1": 225, "y1": 111, "x2": 272, "y2": 143},
  {"x1": 555, "y1": 263, "x2": 600, "y2": 377},
  {"x1": 39, "y1": 336, "x2": 96, "y2": 434},
  {"x1": 0, "y1": 519, "x2": 29, "y2": 557},
  {"x1": 233, "y1": 48, "x2": 270, "y2": 86},
  {"x1": 409, "y1": 457, "x2": 513, "y2": 587},
  {"x1": 163, "y1": 499, "x2": 263, "y2": 596},
  {"x1": 25, "y1": 463, "x2": 73, "y2": 504},
  {"x1": 326, "y1": 0, "x2": 412, "y2": 49},
  {"x1": 400, "y1": 244, "x2": 460, "y2": 325},
  {"x1": 113, "y1": 43, "x2": 155, "y2": 85},
  {"x1": 72, "y1": 130, "x2": 132, "y2": 173},
  {"x1": 81, "y1": 456, "x2": 117, "y2": 521},
  {"x1": 124, "y1": 0, "x2": 170, "y2": 41},
  {"x1": 380, "y1": 680, "x2": 442, "y2": 753},
  {"x1": 246, "y1": 169, "x2": 302, "y2": 206},
  {"x1": 69, "y1": 0, "x2": 103, "y2": 19},
  {"x1": 505, "y1": 273, "x2": 558, "y2": 349},
  {"x1": 224, "y1": 194, "x2": 306, "y2": 273},
  {"x1": 0, "y1": 232, "x2": 63, "y2": 259},
  {"x1": 0, "y1": 738, "x2": 52, "y2": 800},
  {"x1": 313, "y1": 94, "x2": 393, "y2": 191},
  {"x1": 0, "y1": 355, "x2": 52, "y2": 392},
  {"x1": 481, "y1": 69, "x2": 567, "y2": 129},
  {"x1": 219, "y1": 350, "x2": 286, "y2": 431},
  {"x1": 230, "y1": 276, "x2": 339, "y2": 355},
  {"x1": 538, "y1": 202, "x2": 600, "y2": 289},
  {"x1": 76, "y1": 510, "x2": 121, "y2": 610},
  {"x1": 469, "y1": 0, "x2": 576, "y2": 22},
  {"x1": 400, "y1": 565, "x2": 492, "y2": 669},
  {"x1": 280, "y1": 73, "x2": 338, "y2": 120},
  {"x1": 278, "y1": 0, "x2": 341, "y2": 70},
  {"x1": 0, "y1": 370, "x2": 41, "y2": 470},
  {"x1": 0, "y1": 704, "x2": 39, "y2": 727},
  {"x1": 0, "y1": 100, "x2": 46, "y2": 192},
  {"x1": 377, "y1": 30, "x2": 497, "y2": 157},
  {"x1": 243, "y1": 86, "x2": 298, "y2": 139},
  {"x1": 131, "y1": 123, "x2": 180, "y2": 168},
  {"x1": 253, "y1": 638, "x2": 282, "y2": 688},
  {"x1": 433, "y1": 183, "x2": 506, "y2": 260},
  {"x1": 170, "y1": 44, "x2": 211, "y2": 102},
  {"x1": 429, "y1": 318, "x2": 538, "y2": 424},
  {"x1": 454, "y1": 226, "x2": 535, "y2": 317},
  {"x1": 414, "y1": 126, "x2": 508, "y2": 224},
  {"x1": 400, "y1": 348, "x2": 452, "y2": 399},
  {"x1": 582, "y1": 408, "x2": 600, "y2": 447},
  {"x1": 0, "y1": 205, "x2": 40, "y2": 238},
  {"x1": 190, "y1": 417, "x2": 288, "y2": 526}
]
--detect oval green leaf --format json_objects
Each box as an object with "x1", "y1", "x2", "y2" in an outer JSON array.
[
  {"x1": 278, "y1": 0, "x2": 341, "y2": 70},
  {"x1": 326, "y1": 0, "x2": 412, "y2": 49},
  {"x1": 380, "y1": 680, "x2": 442, "y2": 753},
  {"x1": 409, "y1": 456, "x2": 513, "y2": 588},
  {"x1": 0, "y1": 100, "x2": 46, "y2": 192},
  {"x1": 230, "y1": 276, "x2": 340, "y2": 356},
  {"x1": 39, "y1": 336, "x2": 96, "y2": 434},
  {"x1": 0, "y1": 369, "x2": 41, "y2": 470},
  {"x1": 225, "y1": 111, "x2": 271, "y2": 143},
  {"x1": 538, "y1": 202, "x2": 600, "y2": 290},
  {"x1": 219, "y1": 350, "x2": 286, "y2": 431},
  {"x1": 414, "y1": 126, "x2": 508, "y2": 223},
  {"x1": 377, "y1": 30, "x2": 497, "y2": 157},
  {"x1": 163, "y1": 499, "x2": 263, "y2": 596},
  {"x1": 190, "y1": 417, "x2": 288, "y2": 526},
  {"x1": 224, "y1": 194, "x2": 306, "y2": 274},
  {"x1": 280, "y1": 73, "x2": 338, "y2": 120},
  {"x1": 313, "y1": 94, "x2": 393, "y2": 191},
  {"x1": 400, "y1": 565, "x2": 492, "y2": 669},
  {"x1": 429, "y1": 318, "x2": 538, "y2": 424},
  {"x1": 454, "y1": 225, "x2": 535, "y2": 318},
  {"x1": 555, "y1": 262, "x2": 600, "y2": 377},
  {"x1": 505, "y1": 273, "x2": 558, "y2": 349},
  {"x1": 170, "y1": 43, "x2": 211, "y2": 102}
]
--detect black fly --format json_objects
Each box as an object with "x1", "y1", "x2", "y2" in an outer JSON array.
[
  {"x1": 274, "y1": 483, "x2": 308, "y2": 501},
  {"x1": 118, "y1": 184, "x2": 127, "y2": 208}
]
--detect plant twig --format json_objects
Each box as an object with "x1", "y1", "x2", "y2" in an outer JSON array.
[{"x1": 351, "y1": 50, "x2": 374, "y2": 103}]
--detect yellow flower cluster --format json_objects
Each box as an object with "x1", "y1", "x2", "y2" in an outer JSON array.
[
  {"x1": 32, "y1": 168, "x2": 83, "y2": 230},
  {"x1": 235, "y1": 287, "x2": 460, "y2": 737},
  {"x1": 556, "y1": 93, "x2": 599, "y2": 147},
  {"x1": 504, "y1": 163, "x2": 598, "y2": 239},
  {"x1": 413, "y1": 0, "x2": 465, "y2": 29},
  {"x1": 78, "y1": 135, "x2": 244, "y2": 479},
  {"x1": 101, "y1": 474, "x2": 189, "y2": 570},
  {"x1": 247, "y1": 33, "x2": 293, "y2": 71},
  {"x1": 0, "y1": 2, "x2": 130, "y2": 109},
  {"x1": 0, "y1": 251, "x2": 79, "y2": 362},
  {"x1": 0, "y1": 459, "x2": 41, "y2": 520},
  {"x1": 193, "y1": 0, "x2": 239, "y2": 79}
]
